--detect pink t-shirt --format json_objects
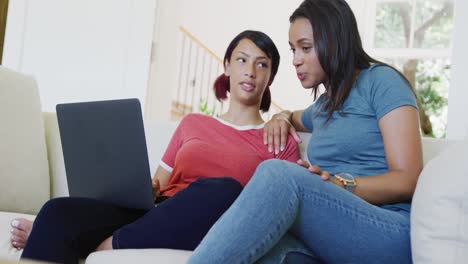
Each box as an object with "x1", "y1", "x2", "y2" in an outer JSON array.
[{"x1": 159, "y1": 113, "x2": 300, "y2": 197}]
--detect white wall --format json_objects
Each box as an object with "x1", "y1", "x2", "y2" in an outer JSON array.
[
  {"x1": 447, "y1": 0, "x2": 468, "y2": 140},
  {"x1": 3, "y1": 0, "x2": 156, "y2": 112}
]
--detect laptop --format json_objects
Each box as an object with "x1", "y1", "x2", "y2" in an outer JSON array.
[{"x1": 56, "y1": 98, "x2": 155, "y2": 210}]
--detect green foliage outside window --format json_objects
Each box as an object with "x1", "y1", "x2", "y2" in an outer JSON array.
[
  {"x1": 415, "y1": 60, "x2": 449, "y2": 138},
  {"x1": 374, "y1": 0, "x2": 453, "y2": 138}
]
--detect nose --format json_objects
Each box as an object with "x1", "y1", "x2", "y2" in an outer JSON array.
[
  {"x1": 244, "y1": 63, "x2": 256, "y2": 78},
  {"x1": 293, "y1": 52, "x2": 303, "y2": 68}
]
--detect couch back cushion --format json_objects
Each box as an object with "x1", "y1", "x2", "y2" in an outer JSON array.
[
  {"x1": 43, "y1": 112, "x2": 68, "y2": 198},
  {"x1": 411, "y1": 136, "x2": 468, "y2": 263},
  {"x1": 143, "y1": 121, "x2": 178, "y2": 176},
  {"x1": 0, "y1": 66, "x2": 50, "y2": 214}
]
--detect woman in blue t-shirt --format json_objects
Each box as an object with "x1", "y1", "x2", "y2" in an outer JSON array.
[{"x1": 187, "y1": 0, "x2": 423, "y2": 263}]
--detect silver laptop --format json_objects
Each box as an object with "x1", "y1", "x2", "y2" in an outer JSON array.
[{"x1": 56, "y1": 98, "x2": 154, "y2": 210}]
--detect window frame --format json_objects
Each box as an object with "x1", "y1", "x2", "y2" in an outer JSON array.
[{"x1": 362, "y1": 0, "x2": 453, "y2": 61}]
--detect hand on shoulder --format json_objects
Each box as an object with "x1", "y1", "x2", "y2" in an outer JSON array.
[{"x1": 264, "y1": 112, "x2": 301, "y2": 155}]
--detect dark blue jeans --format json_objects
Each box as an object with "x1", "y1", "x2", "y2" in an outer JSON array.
[{"x1": 21, "y1": 177, "x2": 243, "y2": 264}]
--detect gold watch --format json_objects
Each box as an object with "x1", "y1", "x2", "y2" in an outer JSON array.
[{"x1": 334, "y1": 173, "x2": 357, "y2": 193}]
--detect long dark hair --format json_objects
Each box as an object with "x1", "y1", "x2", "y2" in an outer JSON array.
[
  {"x1": 290, "y1": 0, "x2": 415, "y2": 118},
  {"x1": 214, "y1": 30, "x2": 280, "y2": 112}
]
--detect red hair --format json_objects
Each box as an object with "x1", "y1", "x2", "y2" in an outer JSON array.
[{"x1": 213, "y1": 73, "x2": 271, "y2": 112}]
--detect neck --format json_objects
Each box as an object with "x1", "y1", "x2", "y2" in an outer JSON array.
[{"x1": 219, "y1": 102, "x2": 264, "y2": 126}]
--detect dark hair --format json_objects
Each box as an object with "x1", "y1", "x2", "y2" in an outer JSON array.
[
  {"x1": 290, "y1": 0, "x2": 415, "y2": 119},
  {"x1": 214, "y1": 30, "x2": 280, "y2": 112}
]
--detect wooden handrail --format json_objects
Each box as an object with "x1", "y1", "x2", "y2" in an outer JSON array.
[
  {"x1": 270, "y1": 101, "x2": 283, "y2": 112},
  {"x1": 180, "y1": 26, "x2": 223, "y2": 63}
]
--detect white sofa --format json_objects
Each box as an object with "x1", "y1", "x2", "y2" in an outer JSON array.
[{"x1": 1, "y1": 66, "x2": 467, "y2": 263}]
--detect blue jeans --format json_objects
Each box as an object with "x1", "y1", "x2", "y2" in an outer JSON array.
[{"x1": 188, "y1": 160, "x2": 412, "y2": 264}]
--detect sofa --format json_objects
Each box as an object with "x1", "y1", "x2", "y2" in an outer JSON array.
[{"x1": 1, "y1": 65, "x2": 467, "y2": 263}]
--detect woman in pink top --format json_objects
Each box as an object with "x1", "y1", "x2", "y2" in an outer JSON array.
[{"x1": 12, "y1": 30, "x2": 300, "y2": 264}]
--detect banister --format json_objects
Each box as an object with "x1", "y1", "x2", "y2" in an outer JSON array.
[{"x1": 180, "y1": 26, "x2": 223, "y2": 63}]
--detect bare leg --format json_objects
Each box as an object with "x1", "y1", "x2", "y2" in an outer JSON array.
[{"x1": 10, "y1": 218, "x2": 33, "y2": 249}]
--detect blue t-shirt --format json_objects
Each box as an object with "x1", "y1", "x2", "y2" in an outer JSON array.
[{"x1": 301, "y1": 64, "x2": 417, "y2": 212}]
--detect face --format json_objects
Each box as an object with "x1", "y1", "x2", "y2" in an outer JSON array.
[
  {"x1": 224, "y1": 38, "x2": 272, "y2": 107},
  {"x1": 289, "y1": 17, "x2": 326, "y2": 89}
]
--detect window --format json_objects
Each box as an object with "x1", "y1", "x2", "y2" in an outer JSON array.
[{"x1": 365, "y1": 0, "x2": 454, "y2": 138}]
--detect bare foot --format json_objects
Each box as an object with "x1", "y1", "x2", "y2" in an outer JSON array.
[{"x1": 10, "y1": 218, "x2": 33, "y2": 249}]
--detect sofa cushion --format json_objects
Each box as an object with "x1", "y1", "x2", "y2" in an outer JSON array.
[
  {"x1": 297, "y1": 132, "x2": 311, "y2": 161},
  {"x1": 143, "y1": 120, "x2": 178, "y2": 176},
  {"x1": 0, "y1": 67, "x2": 50, "y2": 214},
  {"x1": 86, "y1": 248, "x2": 191, "y2": 264},
  {"x1": 411, "y1": 136, "x2": 468, "y2": 263}
]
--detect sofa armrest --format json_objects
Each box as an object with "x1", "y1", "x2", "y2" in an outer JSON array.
[{"x1": 0, "y1": 66, "x2": 50, "y2": 214}]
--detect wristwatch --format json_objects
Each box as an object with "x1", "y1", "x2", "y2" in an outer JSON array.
[{"x1": 334, "y1": 173, "x2": 357, "y2": 193}]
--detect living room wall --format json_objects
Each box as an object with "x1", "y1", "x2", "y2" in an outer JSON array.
[{"x1": 3, "y1": 0, "x2": 156, "y2": 112}]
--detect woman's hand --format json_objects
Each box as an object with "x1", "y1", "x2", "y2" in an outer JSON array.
[
  {"x1": 264, "y1": 112, "x2": 301, "y2": 154},
  {"x1": 152, "y1": 178, "x2": 161, "y2": 201},
  {"x1": 151, "y1": 166, "x2": 170, "y2": 202},
  {"x1": 296, "y1": 159, "x2": 344, "y2": 188}
]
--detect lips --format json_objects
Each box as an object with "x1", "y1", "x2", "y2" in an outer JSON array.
[
  {"x1": 297, "y1": 73, "x2": 305, "y2": 81},
  {"x1": 240, "y1": 82, "x2": 256, "y2": 92}
]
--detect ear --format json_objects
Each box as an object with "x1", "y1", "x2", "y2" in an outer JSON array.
[{"x1": 224, "y1": 60, "x2": 231, "y2": 77}]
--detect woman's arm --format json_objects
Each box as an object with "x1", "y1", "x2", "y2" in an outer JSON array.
[
  {"x1": 280, "y1": 110, "x2": 308, "y2": 132},
  {"x1": 353, "y1": 106, "x2": 423, "y2": 204},
  {"x1": 264, "y1": 110, "x2": 308, "y2": 154}
]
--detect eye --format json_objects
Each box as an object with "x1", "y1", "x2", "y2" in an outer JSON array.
[
  {"x1": 302, "y1": 46, "x2": 312, "y2": 52},
  {"x1": 236, "y1": 57, "x2": 246, "y2": 63},
  {"x1": 290, "y1": 48, "x2": 296, "y2": 53},
  {"x1": 258, "y1": 62, "x2": 269, "y2": 69}
]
